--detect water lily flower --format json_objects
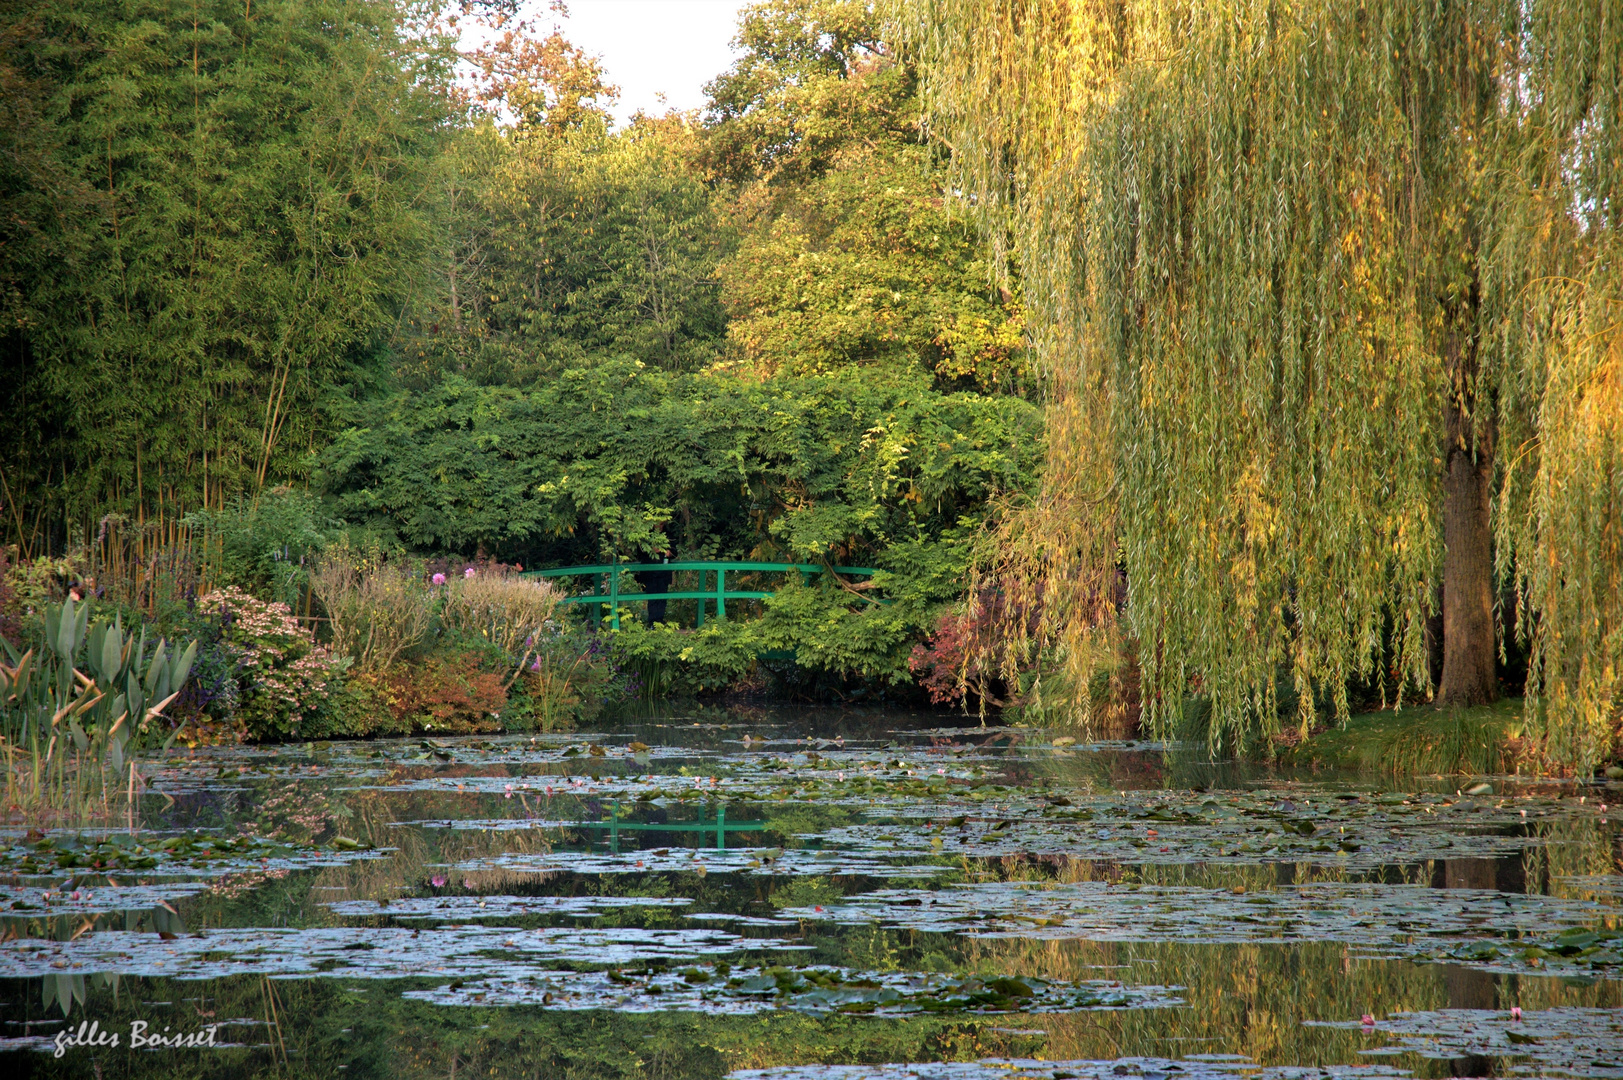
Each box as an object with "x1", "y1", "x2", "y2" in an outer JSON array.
[
  {"x1": 1361, "y1": 1014, "x2": 1376, "y2": 1027},
  {"x1": 504, "y1": 785, "x2": 514, "y2": 798},
  {"x1": 431, "y1": 572, "x2": 446, "y2": 586},
  {"x1": 430, "y1": 875, "x2": 447, "y2": 888},
  {"x1": 1511, "y1": 1007, "x2": 1523, "y2": 1020},
  {"x1": 462, "y1": 877, "x2": 474, "y2": 889}
]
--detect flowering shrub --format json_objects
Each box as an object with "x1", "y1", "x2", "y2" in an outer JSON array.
[{"x1": 197, "y1": 586, "x2": 343, "y2": 739}]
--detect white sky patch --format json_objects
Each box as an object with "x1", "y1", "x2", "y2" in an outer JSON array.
[{"x1": 478, "y1": 0, "x2": 751, "y2": 125}]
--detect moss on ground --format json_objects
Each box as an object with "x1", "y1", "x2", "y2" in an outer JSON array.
[{"x1": 1275, "y1": 697, "x2": 1529, "y2": 775}]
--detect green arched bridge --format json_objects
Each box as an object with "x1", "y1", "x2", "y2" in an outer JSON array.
[{"x1": 520, "y1": 561, "x2": 879, "y2": 631}]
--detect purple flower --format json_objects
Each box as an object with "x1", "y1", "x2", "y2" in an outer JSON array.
[
  {"x1": 463, "y1": 567, "x2": 476, "y2": 579},
  {"x1": 431, "y1": 572, "x2": 446, "y2": 586}
]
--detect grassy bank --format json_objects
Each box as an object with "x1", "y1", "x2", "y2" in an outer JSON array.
[{"x1": 1274, "y1": 698, "x2": 1530, "y2": 775}]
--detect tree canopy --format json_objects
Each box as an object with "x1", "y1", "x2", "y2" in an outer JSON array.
[
  {"x1": 898, "y1": 0, "x2": 1623, "y2": 768},
  {"x1": 0, "y1": 0, "x2": 1042, "y2": 698}
]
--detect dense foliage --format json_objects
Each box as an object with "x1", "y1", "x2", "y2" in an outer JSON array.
[
  {"x1": 0, "y1": 0, "x2": 1036, "y2": 717},
  {"x1": 320, "y1": 365, "x2": 1040, "y2": 564},
  {"x1": 708, "y1": 1, "x2": 1028, "y2": 393},
  {"x1": 1, "y1": 0, "x2": 455, "y2": 530}
]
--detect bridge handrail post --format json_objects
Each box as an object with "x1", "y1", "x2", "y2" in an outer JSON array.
[
  {"x1": 716, "y1": 567, "x2": 726, "y2": 621},
  {"x1": 608, "y1": 558, "x2": 620, "y2": 631}
]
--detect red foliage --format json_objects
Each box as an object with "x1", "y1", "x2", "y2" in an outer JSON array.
[
  {"x1": 909, "y1": 588, "x2": 1037, "y2": 707},
  {"x1": 380, "y1": 652, "x2": 508, "y2": 734},
  {"x1": 909, "y1": 610, "x2": 978, "y2": 705}
]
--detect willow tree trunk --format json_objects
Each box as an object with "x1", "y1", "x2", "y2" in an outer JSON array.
[{"x1": 1436, "y1": 329, "x2": 1499, "y2": 707}]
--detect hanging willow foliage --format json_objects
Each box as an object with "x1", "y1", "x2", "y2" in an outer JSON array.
[{"x1": 895, "y1": 0, "x2": 1623, "y2": 770}]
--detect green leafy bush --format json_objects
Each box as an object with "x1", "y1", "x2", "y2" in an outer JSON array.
[{"x1": 184, "y1": 489, "x2": 344, "y2": 608}]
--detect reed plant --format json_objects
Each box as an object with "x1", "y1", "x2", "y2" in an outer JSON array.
[
  {"x1": 0, "y1": 597, "x2": 196, "y2": 828},
  {"x1": 437, "y1": 571, "x2": 562, "y2": 686},
  {"x1": 310, "y1": 554, "x2": 433, "y2": 673}
]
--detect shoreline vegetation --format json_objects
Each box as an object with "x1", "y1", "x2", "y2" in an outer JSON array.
[{"x1": 1, "y1": 0, "x2": 1618, "y2": 792}]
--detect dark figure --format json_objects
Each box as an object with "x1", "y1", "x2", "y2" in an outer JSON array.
[{"x1": 638, "y1": 567, "x2": 673, "y2": 626}]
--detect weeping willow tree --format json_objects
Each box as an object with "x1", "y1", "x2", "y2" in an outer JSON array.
[{"x1": 895, "y1": 0, "x2": 1622, "y2": 770}]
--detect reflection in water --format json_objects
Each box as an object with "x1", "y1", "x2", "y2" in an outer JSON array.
[{"x1": 0, "y1": 706, "x2": 1618, "y2": 1078}]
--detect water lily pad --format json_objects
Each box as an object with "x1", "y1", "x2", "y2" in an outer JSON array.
[
  {"x1": 1311, "y1": 1007, "x2": 1623, "y2": 1077},
  {"x1": 0, "y1": 923, "x2": 808, "y2": 983},
  {"x1": 325, "y1": 895, "x2": 695, "y2": 921},
  {"x1": 452, "y1": 848, "x2": 946, "y2": 879},
  {"x1": 778, "y1": 880, "x2": 1615, "y2": 971},
  {"x1": 726, "y1": 1059, "x2": 1409, "y2": 1080},
  {"x1": 405, "y1": 964, "x2": 1184, "y2": 1015},
  {"x1": 0, "y1": 881, "x2": 213, "y2": 917}
]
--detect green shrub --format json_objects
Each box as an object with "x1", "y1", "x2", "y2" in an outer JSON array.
[{"x1": 185, "y1": 488, "x2": 343, "y2": 609}]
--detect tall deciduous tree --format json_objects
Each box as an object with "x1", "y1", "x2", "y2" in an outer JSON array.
[
  {"x1": 708, "y1": 0, "x2": 1028, "y2": 393},
  {"x1": 407, "y1": 19, "x2": 729, "y2": 385},
  {"x1": 898, "y1": 0, "x2": 1623, "y2": 768}
]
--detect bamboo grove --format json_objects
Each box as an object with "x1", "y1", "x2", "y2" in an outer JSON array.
[{"x1": 895, "y1": 0, "x2": 1623, "y2": 769}]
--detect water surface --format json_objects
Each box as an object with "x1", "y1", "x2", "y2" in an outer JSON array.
[{"x1": 2, "y1": 707, "x2": 1619, "y2": 1078}]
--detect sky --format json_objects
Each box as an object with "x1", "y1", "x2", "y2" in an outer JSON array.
[{"x1": 534, "y1": 0, "x2": 753, "y2": 124}]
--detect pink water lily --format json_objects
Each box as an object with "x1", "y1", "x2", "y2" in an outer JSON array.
[
  {"x1": 1511, "y1": 1007, "x2": 1523, "y2": 1020},
  {"x1": 1360, "y1": 1015, "x2": 1376, "y2": 1027},
  {"x1": 430, "y1": 875, "x2": 447, "y2": 888}
]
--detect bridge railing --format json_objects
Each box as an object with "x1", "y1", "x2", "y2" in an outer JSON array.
[{"x1": 520, "y1": 560, "x2": 878, "y2": 630}]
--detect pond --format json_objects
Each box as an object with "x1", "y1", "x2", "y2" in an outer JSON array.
[{"x1": 1, "y1": 707, "x2": 1620, "y2": 1078}]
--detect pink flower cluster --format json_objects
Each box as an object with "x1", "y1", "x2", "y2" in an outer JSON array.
[
  {"x1": 200, "y1": 587, "x2": 338, "y2": 734},
  {"x1": 201, "y1": 586, "x2": 307, "y2": 642}
]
